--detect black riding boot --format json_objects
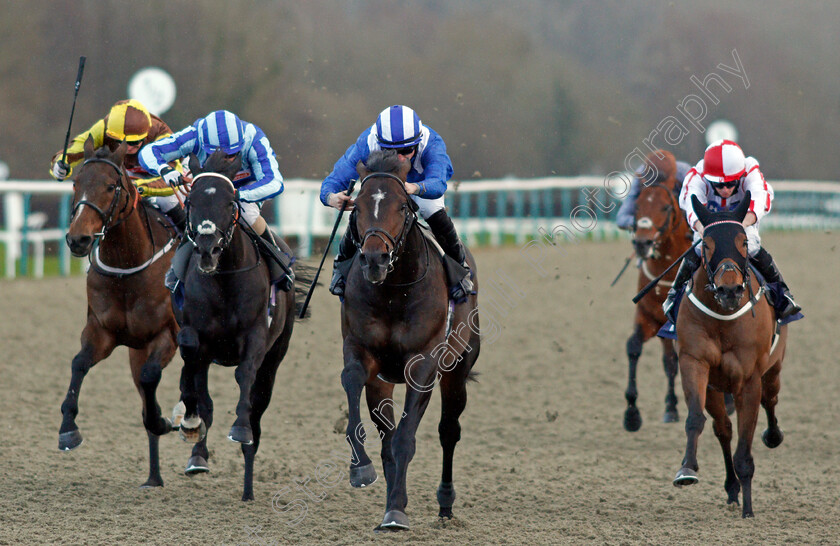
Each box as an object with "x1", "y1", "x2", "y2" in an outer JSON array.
[
  {"x1": 426, "y1": 209, "x2": 474, "y2": 301},
  {"x1": 259, "y1": 227, "x2": 294, "y2": 292},
  {"x1": 164, "y1": 206, "x2": 187, "y2": 235},
  {"x1": 751, "y1": 247, "x2": 801, "y2": 319},
  {"x1": 329, "y1": 228, "x2": 358, "y2": 297},
  {"x1": 662, "y1": 250, "x2": 701, "y2": 324}
]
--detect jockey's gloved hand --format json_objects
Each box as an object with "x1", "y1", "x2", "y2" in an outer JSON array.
[
  {"x1": 52, "y1": 160, "x2": 69, "y2": 181},
  {"x1": 160, "y1": 166, "x2": 183, "y2": 187}
]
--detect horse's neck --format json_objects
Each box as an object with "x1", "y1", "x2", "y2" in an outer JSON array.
[
  {"x1": 388, "y1": 223, "x2": 426, "y2": 285},
  {"x1": 97, "y1": 203, "x2": 154, "y2": 266}
]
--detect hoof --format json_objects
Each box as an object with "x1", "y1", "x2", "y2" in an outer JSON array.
[
  {"x1": 663, "y1": 409, "x2": 679, "y2": 423},
  {"x1": 377, "y1": 510, "x2": 409, "y2": 531},
  {"x1": 140, "y1": 477, "x2": 164, "y2": 488},
  {"x1": 762, "y1": 427, "x2": 784, "y2": 449},
  {"x1": 349, "y1": 463, "x2": 377, "y2": 488},
  {"x1": 179, "y1": 419, "x2": 207, "y2": 443},
  {"x1": 623, "y1": 406, "x2": 642, "y2": 432},
  {"x1": 438, "y1": 507, "x2": 453, "y2": 519},
  {"x1": 673, "y1": 467, "x2": 699, "y2": 487},
  {"x1": 228, "y1": 425, "x2": 253, "y2": 445},
  {"x1": 171, "y1": 401, "x2": 186, "y2": 429},
  {"x1": 437, "y1": 481, "x2": 456, "y2": 512},
  {"x1": 185, "y1": 455, "x2": 210, "y2": 475},
  {"x1": 58, "y1": 430, "x2": 83, "y2": 451}
]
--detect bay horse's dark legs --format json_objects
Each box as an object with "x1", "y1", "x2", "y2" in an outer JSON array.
[
  {"x1": 674, "y1": 355, "x2": 708, "y2": 486},
  {"x1": 733, "y1": 374, "x2": 762, "y2": 518},
  {"x1": 382, "y1": 356, "x2": 437, "y2": 530},
  {"x1": 130, "y1": 344, "x2": 175, "y2": 488},
  {"x1": 186, "y1": 366, "x2": 213, "y2": 474},
  {"x1": 761, "y1": 362, "x2": 784, "y2": 449},
  {"x1": 365, "y1": 378, "x2": 397, "y2": 500},
  {"x1": 705, "y1": 388, "x2": 739, "y2": 505},
  {"x1": 436, "y1": 363, "x2": 470, "y2": 519},
  {"x1": 341, "y1": 341, "x2": 376, "y2": 487},
  {"x1": 660, "y1": 338, "x2": 679, "y2": 423},
  {"x1": 59, "y1": 324, "x2": 116, "y2": 450},
  {"x1": 623, "y1": 325, "x2": 644, "y2": 431}
]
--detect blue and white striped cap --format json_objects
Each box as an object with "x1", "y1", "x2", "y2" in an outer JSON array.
[
  {"x1": 199, "y1": 110, "x2": 245, "y2": 155},
  {"x1": 375, "y1": 105, "x2": 422, "y2": 148}
]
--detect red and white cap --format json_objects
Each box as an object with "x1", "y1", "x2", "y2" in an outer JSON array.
[{"x1": 702, "y1": 139, "x2": 746, "y2": 183}]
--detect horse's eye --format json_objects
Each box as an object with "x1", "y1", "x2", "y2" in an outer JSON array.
[{"x1": 106, "y1": 184, "x2": 116, "y2": 192}]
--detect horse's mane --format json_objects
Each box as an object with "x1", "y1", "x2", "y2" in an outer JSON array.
[
  {"x1": 93, "y1": 145, "x2": 113, "y2": 159},
  {"x1": 364, "y1": 149, "x2": 402, "y2": 174},
  {"x1": 201, "y1": 150, "x2": 242, "y2": 178}
]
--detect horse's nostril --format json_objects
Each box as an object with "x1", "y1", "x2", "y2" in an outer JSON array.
[{"x1": 211, "y1": 247, "x2": 222, "y2": 256}]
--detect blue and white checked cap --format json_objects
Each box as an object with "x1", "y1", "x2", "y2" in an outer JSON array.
[
  {"x1": 375, "y1": 105, "x2": 422, "y2": 148},
  {"x1": 200, "y1": 110, "x2": 245, "y2": 155}
]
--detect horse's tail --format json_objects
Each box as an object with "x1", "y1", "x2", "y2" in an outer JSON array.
[{"x1": 293, "y1": 262, "x2": 318, "y2": 320}]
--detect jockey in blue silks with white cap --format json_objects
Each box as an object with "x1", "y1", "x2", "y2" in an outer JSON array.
[
  {"x1": 139, "y1": 110, "x2": 292, "y2": 292},
  {"x1": 320, "y1": 105, "x2": 473, "y2": 301}
]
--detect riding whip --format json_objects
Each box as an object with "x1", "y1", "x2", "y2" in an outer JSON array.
[
  {"x1": 610, "y1": 251, "x2": 635, "y2": 287},
  {"x1": 632, "y1": 238, "x2": 701, "y2": 304},
  {"x1": 60, "y1": 56, "x2": 87, "y2": 166},
  {"x1": 298, "y1": 180, "x2": 356, "y2": 318}
]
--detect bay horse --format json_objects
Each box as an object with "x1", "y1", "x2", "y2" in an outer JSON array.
[
  {"x1": 175, "y1": 151, "x2": 303, "y2": 501},
  {"x1": 623, "y1": 177, "x2": 691, "y2": 431},
  {"x1": 61, "y1": 136, "x2": 180, "y2": 487},
  {"x1": 339, "y1": 150, "x2": 480, "y2": 530},
  {"x1": 673, "y1": 193, "x2": 787, "y2": 518}
]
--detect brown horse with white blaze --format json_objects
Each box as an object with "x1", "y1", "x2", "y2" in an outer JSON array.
[
  {"x1": 673, "y1": 192, "x2": 787, "y2": 518},
  {"x1": 60, "y1": 137, "x2": 180, "y2": 487}
]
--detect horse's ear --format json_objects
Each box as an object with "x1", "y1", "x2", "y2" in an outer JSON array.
[
  {"x1": 188, "y1": 153, "x2": 201, "y2": 174},
  {"x1": 733, "y1": 190, "x2": 752, "y2": 222},
  {"x1": 83, "y1": 134, "x2": 95, "y2": 159},
  {"x1": 356, "y1": 160, "x2": 370, "y2": 179},
  {"x1": 226, "y1": 153, "x2": 242, "y2": 178},
  {"x1": 112, "y1": 140, "x2": 128, "y2": 165},
  {"x1": 691, "y1": 195, "x2": 712, "y2": 227}
]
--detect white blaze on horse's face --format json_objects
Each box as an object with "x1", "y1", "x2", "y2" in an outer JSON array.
[
  {"x1": 636, "y1": 217, "x2": 654, "y2": 229},
  {"x1": 372, "y1": 189, "x2": 386, "y2": 219},
  {"x1": 205, "y1": 187, "x2": 217, "y2": 195},
  {"x1": 197, "y1": 220, "x2": 217, "y2": 235}
]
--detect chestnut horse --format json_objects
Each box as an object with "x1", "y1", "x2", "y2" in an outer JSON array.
[
  {"x1": 175, "y1": 151, "x2": 306, "y2": 501},
  {"x1": 623, "y1": 179, "x2": 691, "y2": 431},
  {"x1": 340, "y1": 150, "x2": 479, "y2": 530},
  {"x1": 61, "y1": 137, "x2": 180, "y2": 487},
  {"x1": 673, "y1": 193, "x2": 787, "y2": 518}
]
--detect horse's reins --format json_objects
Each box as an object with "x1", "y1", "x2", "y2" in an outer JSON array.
[
  {"x1": 186, "y1": 172, "x2": 261, "y2": 276},
  {"x1": 356, "y1": 172, "x2": 417, "y2": 274},
  {"x1": 72, "y1": 157, "x2": 138, "y2": 238}
]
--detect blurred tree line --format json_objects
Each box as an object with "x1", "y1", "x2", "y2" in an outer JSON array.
[{"x1": 1, "y1": 0, "x2": 838, "y2": 182}]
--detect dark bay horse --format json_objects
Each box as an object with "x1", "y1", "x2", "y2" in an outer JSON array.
[
  {"x1": 175, "y1": 151, "x2": 302, "y2": 501},
  {"x1": 340, "y1": 150, "x2": 480, "y2": 530},
  {"x1": 61, "y1": 137, "x2": 180, "y2": 487},
  {"x1": 623, "y1": 178, "x2": 691, "y2": 430},
  {"x1": 673, "y1": 193, "x2": 787, "y2": 518}
]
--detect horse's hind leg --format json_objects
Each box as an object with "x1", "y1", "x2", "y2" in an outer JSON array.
[
  {"x1": 733, "y1": 374, "x2": 762, "y2": 518},
  {"x1": 365, "y1": 378, "x2": 397, "y2": 499},
  {"x1": 59, "y1": 322, "x2": 116, "y2": 451},
  {"x1": 661, "y1": 338, "x2": 679, "y2": 423},
  {"x1": 705, "y1": 389, "x2": 739, "y2": 505},
  {"x1": 761, "y1": 361, "x2": 784, "y2": 449},
  {"x1": 436, "y1": 363, "x2": 471, "y2": 519}
]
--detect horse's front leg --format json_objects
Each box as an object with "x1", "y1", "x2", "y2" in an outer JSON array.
[
  {"x1": 186, "y1": 366, "x2": 213, "y2": 475},
  {"x1": 623, "y1": 324, "x2": 645, "y2": 431},
  {"x1": 674, "y1": 354, "x2": 709, "y2": 487},
  {"x1": 705, "y1": 388, "x2": 738, "y2": 504},
  {"x1": 365, "y1": 377, "x2": 398, "y2": 499},
  {"x1": 734, "y1": 373, "x2": 762, "y2": 518},
  {"x1": 379, "y1": 352, "x2": 437, "y2": 531},
  {"x1": 760, "y1": 361, "x2": 784, "y2": 449},
  {"x1": 59, "y1": 319, "x2": 117, "y2": 451},
  {"x1": 341, "y1": 339, "x2": 377, "y2": 488},
  {"x1": 229, "y1": 330, "x2": 268, "y2": 445},
  {"x1": 177, "y1": 326, "x2": 208, "y2": 443},
  {"x1": 660, "y1": 337, "x2": 680, "y2": 423}
]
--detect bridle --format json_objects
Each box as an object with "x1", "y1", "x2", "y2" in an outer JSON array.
[
  {"x1": 699, "y1": 220, "x2": 752, "y2": 308},
  {"x1": 184, "y1": 172, "x2": 240, "y2": 253},
  {"x1": 633, "y1": 183, "x2": 678, "y2": 258},
  {"x1": 71, "y1": 157, "x2": 138, "y2": 238},
  {"x1": 355, "y1": 172, "x2": 417, "y2": 273}
]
